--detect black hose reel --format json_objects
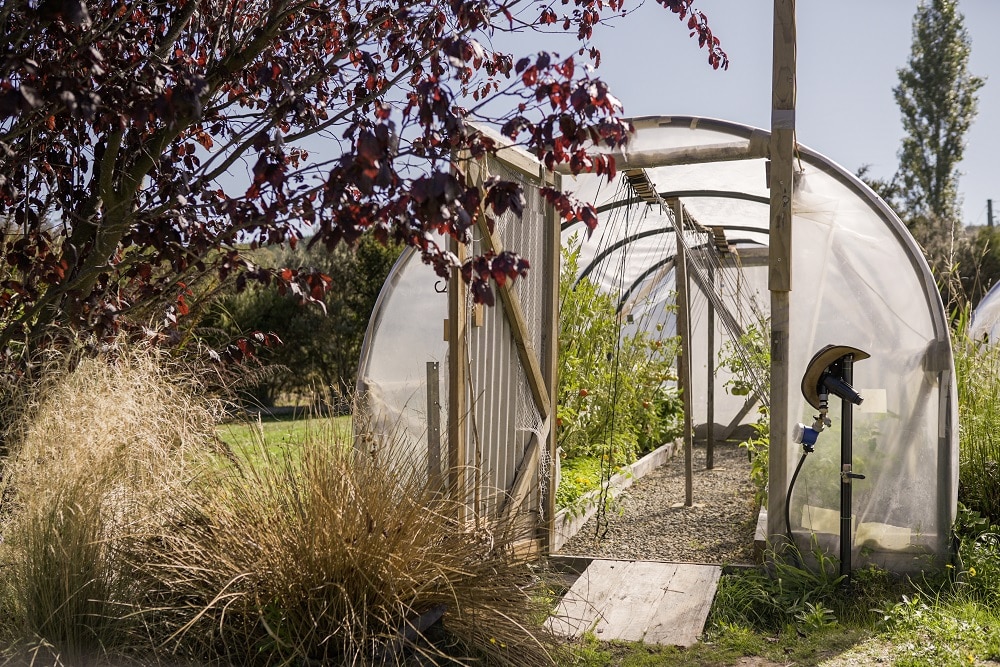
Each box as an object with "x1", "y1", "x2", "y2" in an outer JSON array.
[{"x1": 787, "y1": 344, "x2": 869, "y2": 582}]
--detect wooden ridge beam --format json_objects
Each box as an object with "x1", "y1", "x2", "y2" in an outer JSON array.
[{"x1": 553, "y1": 132, "x2": 771, "y2": 174}]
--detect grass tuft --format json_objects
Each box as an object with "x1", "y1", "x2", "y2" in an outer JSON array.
[
  {"x1": 135, "y1": 431, "x2": 558, "y2": 666},
  {"x1": 954, "y1": 308, "x2": 1000, "y2": 522}
]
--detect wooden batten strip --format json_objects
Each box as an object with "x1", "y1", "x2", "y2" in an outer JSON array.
[{"x1": 447, "y1": 237, "x2": 469, "y2": 522}]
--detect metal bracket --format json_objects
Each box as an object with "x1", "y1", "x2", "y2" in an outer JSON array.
[{"x1": 841, "y1": 463, "x2": 866, "y2": 485}]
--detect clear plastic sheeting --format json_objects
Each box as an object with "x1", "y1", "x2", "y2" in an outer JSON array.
[
  {"x1": 356, "y1": 249, "x2": 448, "y2": 472},
  {"x1": 971, "y1": 281, "x2": 1000, "y2": 343},
  {"x1": 785, "y1": 163, "x2": 953, "y2": 572}
]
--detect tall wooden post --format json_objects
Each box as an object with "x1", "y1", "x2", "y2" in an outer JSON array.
[
  {"x1": 706, "y1": 261, "x2": 716, "y2": 469},
  {"x1": 448, "y1": 240, "x2": 469, "y2": 523},
  {"x1": 673, "y1": 199, "x2": 694, "y2": 506},
  {"x1": 767, "y1": 0, "x2": 796, "y2": 546},
  {"x1": 543, "y1": 169, "x2": 562, "y2": 550}
]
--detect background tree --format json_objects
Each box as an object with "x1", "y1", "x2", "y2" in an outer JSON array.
[
  {"x1": 855, "y1": 164, "x2": 900, "y2": 210},
  {"x1": 204, "y1": 235, "x2": 401, "y2": 407},
  {"x1": 892, "y1": 0, "x2": 983, "y2": 303},
  {"x1": 0, "y1": 0, "x2": 726, "y2": 363}
]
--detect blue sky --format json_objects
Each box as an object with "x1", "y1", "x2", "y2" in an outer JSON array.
[{"x1": 568, "y1": 0, "x2": 998, "y2": 226}]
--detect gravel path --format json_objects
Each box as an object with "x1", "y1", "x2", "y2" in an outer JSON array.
[{"x1": 557, "y1": 441, "x2": 759, "y2": 565}]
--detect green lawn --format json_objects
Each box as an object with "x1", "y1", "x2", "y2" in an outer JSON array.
[{"x1": 217, "y1": 414, "x2": 353, "y2": 459}]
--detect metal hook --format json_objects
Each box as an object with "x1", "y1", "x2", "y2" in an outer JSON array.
[{"x1": 434, "y1": 280, "x2": 448, "y2": 294}]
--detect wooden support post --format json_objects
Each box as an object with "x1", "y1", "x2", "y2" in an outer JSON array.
[
  {"x1": 448, "y1": 239, "x2": 469, "y2": 523},
  {"x1": 767, "y1": 0, "x2": 796, "y2": 547},
  {"x1": 426, "y1": 361, "x2": 442, "y2": 490},
  {"x1": 673, "y1": 199, "x2": 694, "y2": 507},
  {"x1": 706, "y1": 262, "x2": 716, "y2": 469},
  {"x1": 543, "y1": 169, "x2": 562, "y2": 551}
]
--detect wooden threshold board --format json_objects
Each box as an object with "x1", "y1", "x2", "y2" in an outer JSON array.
[{"x1": 548, "y1": 559, "x2": 721, "y2": 647}]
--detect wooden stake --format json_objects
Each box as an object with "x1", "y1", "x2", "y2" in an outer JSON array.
[
  {"x1": 543, "y1": 168, "x2": 561, "y2": 551},
  {"x1": 706, "y1": 261, "x2": 716, "y2": 469},
  {"x1": 426, "y1": 361, "x2": 442, "y2": 490}
]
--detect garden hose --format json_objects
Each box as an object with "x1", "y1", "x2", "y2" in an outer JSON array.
[{"x1": 785, "y1": 450, "x2": 810, "y2": 566}]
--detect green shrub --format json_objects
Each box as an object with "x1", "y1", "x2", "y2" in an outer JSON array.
[
  {"x1": 956, "y1": 531, "x2": 1000, "y2": 605},
  {"x1": 202, "y1": 235, "x2": 401, "y2": 407},
  {"x1": 557, "y1": 237, "x2": 681, "y2": 469},
  {"x1": 952, "y1": 504, "x2": 1000, "y2": 606},
  {"x1": 555, "y1": 455, "x2": 604, "y2": 511}
]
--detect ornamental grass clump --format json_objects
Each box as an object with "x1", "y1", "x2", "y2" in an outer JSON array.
[
  {"x1": 0, "y1": 346, "x2": 221, "y2": 665},
  {"x1": 140, "y1": 431, "x2": 558, "y2": 666}
]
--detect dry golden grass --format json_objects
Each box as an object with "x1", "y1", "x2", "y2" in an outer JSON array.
[
  {"x1": 136, "y1": 434, "x2": 558, "y2": 666},
  {"x1": 0, "y1": 346, "x2": 559, "y2": 666}
]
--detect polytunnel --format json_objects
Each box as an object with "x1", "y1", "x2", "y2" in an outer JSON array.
[
  {"x1": 971, "y1": 281, "x2": 1000, "y2": 343},
  {"x1": 357, "y1": 115, "x2": 958, "y2": 574}
]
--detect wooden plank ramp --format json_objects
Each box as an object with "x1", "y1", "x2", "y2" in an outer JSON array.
[{"x1": 548, "y1": 559, "x2": 721, "y2": 647}]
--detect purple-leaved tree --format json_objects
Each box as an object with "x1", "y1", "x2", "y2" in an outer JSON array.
[{"x1": 0, "y1": 0, "x2": 725, "y2": 359}]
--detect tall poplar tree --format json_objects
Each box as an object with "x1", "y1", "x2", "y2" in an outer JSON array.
[{"x1": 894, "y1": 0, "x2": 983, "y2": 270}]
